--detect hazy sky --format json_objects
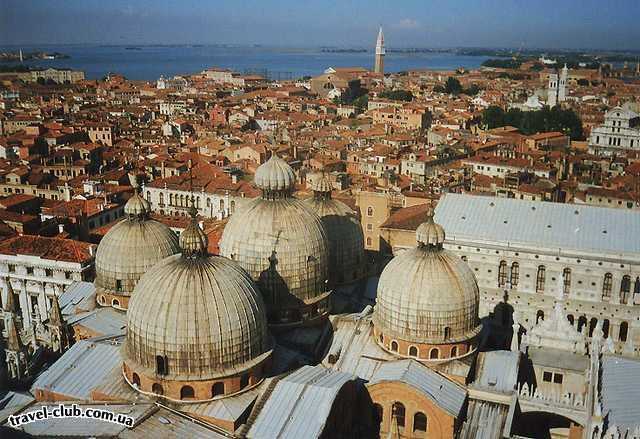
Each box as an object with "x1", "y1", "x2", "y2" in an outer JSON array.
[{"x1": 2, "y1": 0, "x2": 639, "y2": 50}]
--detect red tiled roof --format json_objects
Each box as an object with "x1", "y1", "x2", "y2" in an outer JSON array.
[{"x1": 0, "y1": 235, "x2": 94, "y2": 263}]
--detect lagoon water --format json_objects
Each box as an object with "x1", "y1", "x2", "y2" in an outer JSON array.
[{"x1": 1, "y1": 45, "x2": 494, "y2": 81}]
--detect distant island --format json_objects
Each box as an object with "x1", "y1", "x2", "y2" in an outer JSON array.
[
  {"x1": 0, "y1": 50, "x2": 70, "y2": 62},
  {"x1": 321, "y1": 48, "x2": 367, "y2": 53}
]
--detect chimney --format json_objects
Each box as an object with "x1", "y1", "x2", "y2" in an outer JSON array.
[
  {"x1": 89, "y1": 246, "x2": 95, "y2": 257},
  {"x1": 58, "y1": 223, "x2": 65, "y2": 234},
  {"x1": 231, "y1": 174, "x2": 238, "y2": 184}
]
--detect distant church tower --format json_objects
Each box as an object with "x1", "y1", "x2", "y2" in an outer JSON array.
[
  {"x1": 547, "y1": 64, "x2": 568, "y2": 107},
  {"x1": 374, "y1": 26, "x2": 385, "y2": 75}
]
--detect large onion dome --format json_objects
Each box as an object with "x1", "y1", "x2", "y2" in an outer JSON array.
[
  {"x1": 304, "y1": 173, "x2": 365, "y2": 285},
  {"x1": 124, "y1": 209, "x2": 272, "y2": 402},
  {"x1": 373, "y1": 209, "x2": 481, "y2": 362},
  {"x1": 219, "y1": 152, "x2": 331, "y2": 328},
  {"x1": 95, "y1": 189, "x2": 180, "y2": 310}
]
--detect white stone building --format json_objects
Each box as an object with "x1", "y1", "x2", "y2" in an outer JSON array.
[
  {"x1": 588, "y1": 106, "x2": 640, "y2": 155},
  {"x1": 0, "y1": 236, "x2": 95, "y2": 329},
  {"x1": 431, "y1": 193, "x2": 640, "y2": 354}
]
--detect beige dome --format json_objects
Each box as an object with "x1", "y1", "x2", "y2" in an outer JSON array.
[
  {"x1": 220, "y1": 160, "x2": 330, "y2": 326},
  {"x1": 125, "y1": 220, "x2": 271, "y2": 383},
  {"x1": 415, "y1": 211, "x2": 445, "y2": 246},
  {"x1": 95, "y1": 194, "x2": 180, "y2": 307},
  {"x1": 304, "y1": 174, "x2": 365, "y2": 285},
  {"x1": 374, "y1": 216, "x2": 481, "y2": 345},
  {"x1": 254, "y1": 153, "x2": 295, "y2": 194}
]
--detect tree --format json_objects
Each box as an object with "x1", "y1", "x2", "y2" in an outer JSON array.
[
  {"x1": 379, "y1": 89, "x2": 413, "y2": 101},
  {"x1": 444, "y1": 77, "x2": 463, "y2": 95},
  {"x1": 482, "y1": 106, "x2": 506, "y2": 129},
  {"x1": 481, "y1": 105, "x2": 584, "y2": 140},
  {"x1": 463, "y1": 84, "x2": 481, "y2": 96}
]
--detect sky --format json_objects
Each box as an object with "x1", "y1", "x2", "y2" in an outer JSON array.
[{"x1": 1, "y1": 0, "x2": 639, "y2": 50}]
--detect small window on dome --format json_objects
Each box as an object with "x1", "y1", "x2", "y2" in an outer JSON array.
[
  {"x1": 152, "y1": 383, "x2": 164, "y2": 395},
  {"x1": 391, "y1": 341, "x2": 398, "y2": 352},
  {"x1": 116, "y1": 279, "x2": 123, "y2": 292},
  {"x1": 429, "y1": 348, "x2": 439, "y2": 359},
  {"x1": 156, "y1": 355, "x2": 168, "y2": 375},
  {"x1": 240, "y1": 374, "x2": 250, "y2": 389},
  {"x1": 408, "y1": 346, "x2": 418, "y2": 357},
  {"x1": 132, "y1": 373, "x2": 140, "y2": 387},
  {"x1": 180, "y1": 385, "x2": 195, "y2": 400},
  {"x1": 112, "y1": 298, "x2": 120, "y2": 307},
  {"x1": 212, "y1": 382, "x2": 225, "y2": 397}
]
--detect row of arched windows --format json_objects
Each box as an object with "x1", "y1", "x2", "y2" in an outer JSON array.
[
  {"x1": 385, "y1": 336, "x2": 460, "y2": 360},
  {"x1": 563, "y1": 313, "x2": 629, "y2": 341},
  {"x1": 373, "y1": 402, "x2": 428, "y2": 433},
  {"x1": 498, "y1": 261, "x2": 519, "y2": 288},
  {"x1": 130, "y1": 372, "x2": 249, "y2": 400},
  {"x1": 156, "y1": 193, "x2": 236, "y2": 213}
]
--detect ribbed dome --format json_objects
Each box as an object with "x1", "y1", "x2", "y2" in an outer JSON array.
[
  {"x1": 180, "y1": 207, "x2": 208, "y2": 257},
  {"x1": 254, "y1": 153, "x2": 295, "y2": 193},
  {"x1": 124, "y1": 191, "x2": 151, "y2": 218},
  {"x1": 310, "y1": 174, "x2": 333, "y2": 193},
  {"x1": 374, "y1": 217, "x2": 480, "y2": 345},
  {"x1": 416, "y1": 213, "x2": 445, "y2": 246},
  {"x1": 219, "y1": 196, "x2": 330, "y2": 324},
  {"x1": 95, "y1": 210, "x2": 180, "y2": 305},
  {"x1": 125, "y1": 254, "x2": 271, "y2": 381},
  {"x1": 304, "y1": 195, "x2": 365, "y2": 285}
]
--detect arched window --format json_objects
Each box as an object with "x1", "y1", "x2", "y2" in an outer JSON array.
[
  {"x1": 451, "y1": 346, "x2": 458, "y2": 357},
  {"x1": 444, "y1": 326, "x2": 451, "y2": 339},
  {"x1": 511, "y1": 262, "x2": 519, "y2": 287},
  {"x1": 498, "y1": 260, "x2": 507, "y2": 287},
  {"x1": 112, "y1": 298, "x2": 120, "y2": 307},
  {"x1": 367, "y1": 206, "x2": 374, "y2": 217},
  {"x1": 146, "y1": 191, "x2": 150, "y2": 201},
  {"x1": 212, "y1": 382, "x2": 225, "y2": 397},
  {"x1": 413, "y1": 412, "x2": 428, "y2": 432},
  {"x1": 621, "y1": 275, "x2": 631, "y2": 304},
  {"x1": 563, "y1": 268, "x2": 571, "y2": 296},
  {"x1": 409, "y1": 346, "x2": 418, "y2": 357},
  {"x1": 536, "y1": 310, "x2": 544, "y2": 324},
  {"x1": 567, "y1": 314, "x2": 575, "y2": 326},
  {"x1": 159, "y1": 193, "x2": 164, "y2": 205},
  {"x1": 240, "y1": 374, "x2": 250, "y2": 389},
  {"x1": 180, "y1": 385, "x2": 195, "y2": 400},
  {"x1": 620, "y1": 321, "x2": 629, "y2": 342},
  {"x1": 589, "y1": 318, "x2": 598, "y2": 337},
  {"x1": 392, "y1": 402, "x2": 405, "y2": 428},
  {"x1": 132, "y1": 373, "x2": 140, "y2": 387},
  {"x1": 603, "y1": 273, "x2": 613, "y2": 299},
  {"x1": 99, "y1": 295, "x2": 106, "y2": 305},
  {"x1": 379, "y1": 333, "x2": 384, "y2": 343},
  {"x1": 635, "y1": 277, "x2": 640, "y2": 295},
  {"x1": 429, "y1": 348, "x2": 439, "y2": 359},
  {"x1": 373, "y1": 403, "x2": 383, "y2": 425},
  {"x1": 206, "y1": 198, "x2": 211, "y2": 207},
  {"x1": 391, "y1": 341, "x2": 398, "y2": 352},
  {"x1": 169, "y1": 193, "x2": 173, "y2": 205},
  {"x1": 152, "y1": 383, "x2": 163, "y2": 395},
  {"x1": 366, "y1": 237, "x2": 372, "y2": 246},
  {"x1": 196, "y1": 197, "x2": 200, "y2": 208},
  {"x1": 219, "y1": 199, "x2": 225, "y2": 211},
  {"x1": 536, "y1": 265, "x2": 546, "y2": 293},
  {"x1": 230, "y1": 200, "x2": 236, "y2": 213},
  {"x1": 603, "y1": 319, "x2": 610, "y2": 338},
  {"x1": 578, "y1": 316, "x2": 587, "y2": 333},
  {"x1": 156, "y1": 355, "x2": 167, "y2": 375}
]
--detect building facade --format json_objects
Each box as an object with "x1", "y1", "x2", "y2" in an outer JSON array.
[{"x1": 589, "y1": 106, "x2": 640, "y2": 155}]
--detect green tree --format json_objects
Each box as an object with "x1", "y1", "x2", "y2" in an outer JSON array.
[
  {"x1": 444, "y1": 77, "x2": 463, "y2": 95},
  {"x1": 379, "y1": 89, "x2": 413, "y2": 101},
  {"x1": 482, "y1": 106, "x2": 506, "y2": 129}
]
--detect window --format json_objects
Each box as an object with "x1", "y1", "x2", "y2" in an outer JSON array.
[
  {"x1": 444, "y1": 326, "x2": 451, "y2": 339},
  {"x1": 603, "y1": 273, "x2": 613, "y2": 298},
  {"x1": 408, "y1": 346, "x2": 418, "y2": 357},
  {"x1": 578, "y1": 316, "x2": 587, "y2": 333},
  {"x1": 367, "y1": 206, "x2": 374, "y2": 217},
  {"x1": 112, "y1": 299, "x2": 120, "y2": 307},
  {"x1": 589, "y1": 318, "x2": 598, "y2": 337},
  {"x1": 8, "y1": 264, "x2": 14, "y2": 273},
  {"x1": 219, "y1": 199, "x2": 224, "y2": 211},
  {"x1": 26, "y1": 267, "x2": 33, "y2": 275},
  {"x1": 180, "y1": 386, "x2": 195, "y2": 400},
  {"x1": 536, "y1": 266, "x2": 546, "y2": 293},
  {"x1": 240, "y1": 374, "x2": 249, "y2": 389},
  {"x1": 230, "y1": 200, "x2": 235, "y2": 213},
  {"x1": 563, "y1": 268, "x2": 571, "y2": 296},
  {"x1": 603, "y1": 319, "x2": 610, "y2": 338},
  {"x1": 132, "y1": 373, "x2": 140, "y2": 387},
  {"x1": 156, "y1": 355, "x2": 167, "y2": 375},
  {"x1": 451, "y1": 346, "x2": 458, "y2": 357},
  {"x1": 367, "y1": 223, "x2": 373, "y2": 231},
  {"x1": 413, "y1": 412, "x2": 427, "y2": 432},
  {"x1": 429, "y1": 348, "x2": 439, "y2": 359},
  {"x1": 392, "y1": 402, "x2": 405, "y2": 428},
  {"x1": 390, "y1": 341, "x2": 398, "y2": 352},
  {"x1": 498, "y1": 260, "x2": 507, "y2": 287},
  {"x1": 366, "y1": 237, "x2": 372, "y2": 246},
  {"x1": 543, "y1": 371, "x2": 553, "y2": 382},
  {"x1": 510, "y1": 262, "x2": 519, "y2": 287},
  {"x1": 536, "y1": 310, "x2": 544, "y2": 324},
  {"x1": 116, "y1": 279, "x2": 123, "y2": 292},
  {"x1": 65, "y1": 272, "x2": 72, "y2": 280},
  {"x1": 620, "y1": 321, "x2": 629, "y2": 342},
  {"x1": 212, "y1": 382, "x2": 225, "y2": 397},
  {"x1": 621, "y1": 275, "x2": 631, "y2": 304},
  {"x1": 45, "y1": 269, "x2": 53, "y2": 277},
  {"x1": 553, "y1": 373, "x2": 563, "y2": 384},
  {"x1": 152, "y1": 383, "x2": 164, "y2": 395}
]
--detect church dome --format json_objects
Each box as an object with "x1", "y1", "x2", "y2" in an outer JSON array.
[
  {"x1": 124, "y1": 216, "x2": 272, "y2": 402},
  {"x1": 254, "y1": 153, "x2": 296, "y2": 194},
  {"x1": 304, "y1": 173, "x2": 365, "y2": 285},
  {"x1": 373, "y1": 211, "x2": 481, "y2": 361},
  {"x1": 219, "y1": 155, "x2": 330, "y2": 327},
  {"x1": 95, "y1": 192, "x2": 180, "y2": 310}
]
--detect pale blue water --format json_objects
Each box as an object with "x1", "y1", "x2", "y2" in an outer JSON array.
[{"x1": 0, "y1": 45, "x2": 495, "y2": 81}]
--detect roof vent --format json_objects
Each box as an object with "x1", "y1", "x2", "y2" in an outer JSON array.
[
  {"x1": 547, "y1": 224, "x2": 552, "y2": 228},
  {"x1": 503, "y1": 220, "x2": 508, "y2": 224},
  {"x1": 489, "y1": 202, "x2": 495, "y2": 207},
  {"x1": 531, "y1": 206, "x2": 536, "y2": 211},
  {"x1": 603, "y1": 230, "x2": 608, "y2": 234},
  {"x1": 574, "y1": 210, "x2": 579, "y2": 215}
]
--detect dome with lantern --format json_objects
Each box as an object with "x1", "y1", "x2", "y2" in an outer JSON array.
[{"x1": 373, "y1": 207, "x2": 481, "y2": 362}]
